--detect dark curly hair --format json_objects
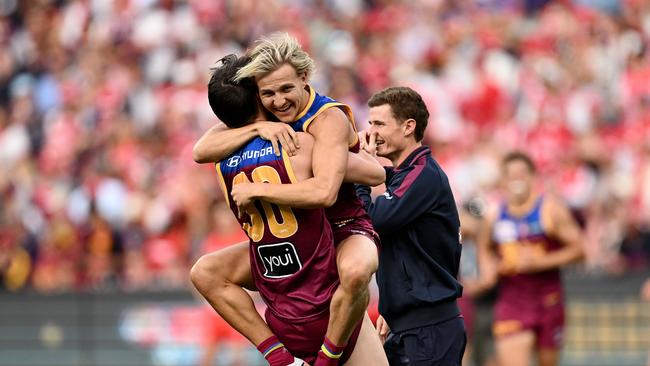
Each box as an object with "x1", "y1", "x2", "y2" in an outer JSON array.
[{"x1": 207, "y1": 54, "x2": 259, "y2": 128}]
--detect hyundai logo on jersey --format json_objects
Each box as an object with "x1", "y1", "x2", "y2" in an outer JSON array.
[
  {"x1": 227, "y1": 155, "x2": 242, "y2": 167},
  {"x1": 220, "y1": 139, "x2": 286, "y2": 180},
  {"x1": 241, "y1": 146, "x2": 275, "y2": 160}
]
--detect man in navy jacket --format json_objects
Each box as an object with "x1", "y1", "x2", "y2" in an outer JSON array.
[{"x1": 356, "y1": 87, "x2": 466, "y2": 366}]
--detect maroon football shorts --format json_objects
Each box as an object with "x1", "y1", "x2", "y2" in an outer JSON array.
[
  {"x1": 331, "y1": 217, "x2": 380, "y2": 250},
  {"x1": 265, "y1": 308, "x2": 363, "y2": 364},
  {"x1": 493, "y1": 291, "x2": 565, "y2": 349}
]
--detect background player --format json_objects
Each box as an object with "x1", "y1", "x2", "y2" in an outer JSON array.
[
  {"x1": 192, "y1": 33, "x2": 382, "y2": 366},
  {"x1": 192, "y1": 54, "x2": 387, "y2": 366},
  {"x1": 477, "y1": 151, "x2": 584, "y2": 366}
]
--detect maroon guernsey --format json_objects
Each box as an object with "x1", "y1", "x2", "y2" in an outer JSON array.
[
  {"x1": 491, "y1": 195, "x2": 565, "y2": 348},
  {"x1": 216, "y1": 136, "x2": 339, "y2": 322},
  {"x1": 289, "y1": 87, "x2": 377, "y2": 245}
]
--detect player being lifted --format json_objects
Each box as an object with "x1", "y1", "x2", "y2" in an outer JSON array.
[{"x1": 191, "y1": 46, "x2": 387, "y2": 365}]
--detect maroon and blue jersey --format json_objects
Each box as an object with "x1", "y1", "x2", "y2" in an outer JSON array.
[
  {"x1": 492, "y1": 195, "x2": 564, "y2": 307},
  {"x1": 216, "y1": 137, "x2": 339, "y2": 321},
  {"x1": 491, "y1": 195, "x2": 565, "y2": 345},
  {"x1": 290, "y1": 87, "x2": 371, "y2": 229}
]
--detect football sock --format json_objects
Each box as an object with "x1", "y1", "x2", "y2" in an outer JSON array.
[
  {"x1": 257, "y1": 335, "x2": 295, "y2": 366},
  {"x1": 313, "y1": 336, "x2": 346, "y2": 366}
]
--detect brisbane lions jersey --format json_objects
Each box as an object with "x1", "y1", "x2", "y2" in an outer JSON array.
[
  {"x1": 290, "y1": 87, "x2": 371, "y2": 229},
  {"x1": 216, "y1": 137, "x2": 339, "y2": 321},
  {"x1": 492, "y1": 195, "x2": 563, "y2": 303},
  {"x1": 491, "y1": 195, "x2": 566, "y2": 345}
]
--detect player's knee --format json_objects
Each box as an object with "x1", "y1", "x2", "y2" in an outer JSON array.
[
  {"x1": 339, "y1": 258, "x2": 376, "y2": 292},
  {"x1": 189, "y1": 256, "x2": 210, "y2": 291},
  {"x1": 190, "y1": 254, "x2": 228, "y2": 291}
]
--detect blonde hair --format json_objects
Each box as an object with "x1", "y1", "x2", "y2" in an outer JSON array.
[{"x1": 235, "y1": 32, "x2": 315, "y2": 81}]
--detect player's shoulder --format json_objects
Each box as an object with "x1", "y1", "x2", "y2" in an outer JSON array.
[
  {"x1": 243, "y1": 136, "x2": 270, "y2": 151},
  {"x1": 313, "y1": 105, "x2": 348, "y2": 123},
  {"x1": 295, "y1": 132, "x2": 314, "y2": 151},
  {"x1": 307, "y1": 108, "x2": 350, "y2": 139},
  {"x1": 540, "y1": 192, "x2": 569, "y2": 213},
  {"x1": 539, "y1": 192, "x2": 572, "y2": 233}
]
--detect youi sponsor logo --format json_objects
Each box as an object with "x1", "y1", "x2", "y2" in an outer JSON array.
[{"x1": 257, "y1": 242, "x2": 302, "y2": 278}]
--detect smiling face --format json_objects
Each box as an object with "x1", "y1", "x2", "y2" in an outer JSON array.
[
  {"x1": 502, "y1": 159, "x2": 535, "y2": 205},
  {"x1": 257, "y1": 63, "x2": 310, "y2": 123},
  {"x1": 368, "y1": 104, "x2": 414, "y2": 163}
]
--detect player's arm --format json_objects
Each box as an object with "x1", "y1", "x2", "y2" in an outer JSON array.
[
  {"x1": 192, "y1": 121, "x2": 300, "y2": 163},
  {"x1": 292, "y1": 133, "x2": 385, "y2": 186},
  {"x1": 231, "y1": 108, "x2": 349, "y2": 208},
  {"x1": 532, "y1": 196, "x2": 584, "y2": 272},
  {"x1": 344, "y1": 150, "x2": 385, "y2": 186}
]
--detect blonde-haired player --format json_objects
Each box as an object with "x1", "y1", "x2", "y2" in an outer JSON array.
[{"x1": 192, "y1": 33, "x2": 387, "y2": 366}]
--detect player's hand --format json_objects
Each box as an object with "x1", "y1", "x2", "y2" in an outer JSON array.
[
  {"x1": 499, "y1": 246, "x2": 542, "y2": 275},
  {"x1": 231, "y1": 182, "x2": 258, "y2": 212},
  {"x1": 375, "y1": 315, "x2": 390, "y2": 344},
  {"x1": 358, "y1": 130, "x2": 378, "y2": 156},
  {"x1": 255, "y1": 121, "x2": 300, "y2": 157}
]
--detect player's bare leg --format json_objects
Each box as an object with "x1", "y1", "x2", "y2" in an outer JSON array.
[
  {"x1": 330, "y1": 235, "x2": 377, "y2": 339},
  {"x1": 314, "y1": 234, "x2": 377, "y2": 364},
  {"x1": 315, "y1": 235, "x2": 377, "y2": 364},
  {"x1": 495, "y1": 331, "x2": 535, "y2": 366},
  {"x1": 538, "y1": 348, "x2": 560, "y2": 366},
  {"x1": 190, "y1": 242, "x2": 272, "y2": 345},
  {"x1": 191, "y1": 243, "x2": 307, "y2": 365},
  {"x1": 342, "y1": 313, "x2": 388, "y2": 365}
]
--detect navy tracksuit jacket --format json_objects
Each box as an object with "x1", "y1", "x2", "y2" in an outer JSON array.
[{"x1": 356, "y1": 146, "x2": 463, "y2": 333}]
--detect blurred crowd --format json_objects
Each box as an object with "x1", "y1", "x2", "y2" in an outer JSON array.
[{"x1": 1, "y1": 0, "x2": 649, "y2": 293}]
